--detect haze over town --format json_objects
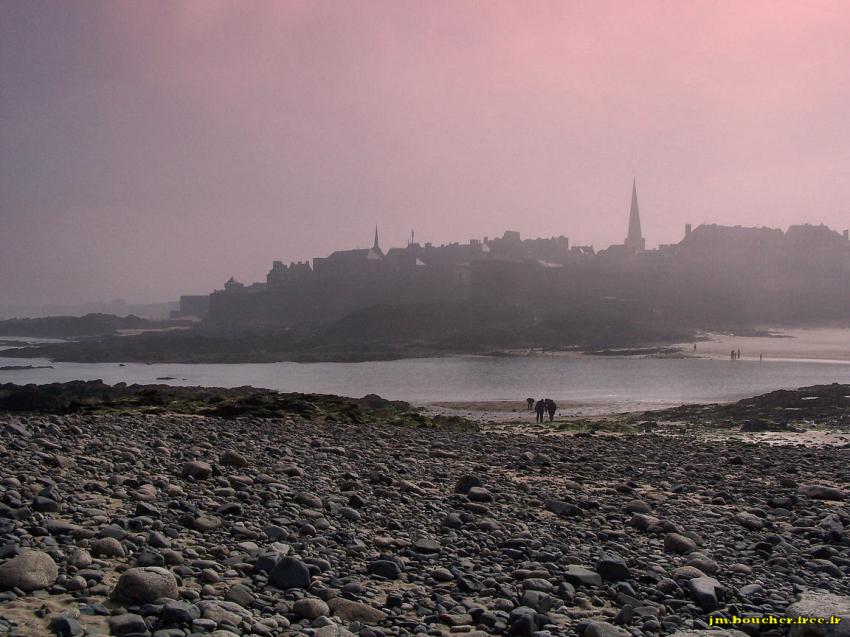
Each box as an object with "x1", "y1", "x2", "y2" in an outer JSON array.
[{"x1": 3, "y1": 1, "x2": 850, "y2": 306}]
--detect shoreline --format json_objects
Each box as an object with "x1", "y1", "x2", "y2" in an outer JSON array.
[{"x1": 3, "y1": 325, "x2": 850, "y2": 365}]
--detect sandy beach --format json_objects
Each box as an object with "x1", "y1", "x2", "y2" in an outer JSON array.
[{"x1": 677, "y1": 326, "x2": 850, "y2": 363}]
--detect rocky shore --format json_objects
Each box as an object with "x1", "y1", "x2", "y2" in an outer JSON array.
[{"x1": 0, "y1": 385, "x2": 848, "y2": 637}]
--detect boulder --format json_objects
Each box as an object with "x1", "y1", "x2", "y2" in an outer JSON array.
[
  {"x1": 111, "y1": 566, "x2": 179, "y2": 604},
  {"x1": 788, "y1": 591, "x2": 850, "y2": 637},
  {"x1": 0, "y1": 550, "x2": 58, "y2": 591}
]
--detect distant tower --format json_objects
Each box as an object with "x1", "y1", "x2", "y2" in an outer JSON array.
[
  {"x1": 624, "y1": 178, "x2": 646, "y2": 251},
  {"x1": 372, "y1": 225, "x2": 380, "y2": 252}
]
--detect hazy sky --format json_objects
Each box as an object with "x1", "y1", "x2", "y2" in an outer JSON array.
[{"x1": 2, "y1": 1, "x2": 850, "y2": 305}]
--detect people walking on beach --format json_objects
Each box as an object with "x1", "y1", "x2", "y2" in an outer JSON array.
[
  {"x1": 731, "y1": 349, "x2": 736, "y2": 360},
  {"x1": 534, "y1": 399, "x2": 546, "y2": 423},
  {"x1": 546, "y1": 399, "x2": 557, "y2": 422},
  {"x1": 526, "y1": 397, "x2": 535, "y2": 410}
]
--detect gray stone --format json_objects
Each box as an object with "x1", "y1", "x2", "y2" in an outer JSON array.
[
  {"x1": 292, "y1": 597, "x2": 330, "y2": 620},
  {"x1": 788, "y1": 591, "x2": 850, "y2": 637},
  {"x1": 689, "y1": 576, "x2": 722, "y2": 612},
  {"x1": 0, "y1": 550, "x2": 58, "y2": 592},
  {"x1": 327, "y1": 597, "x2": 388, "y2": 623},
  {"x1": 564, "y1": 565, "x2": 602, "y2": 587},
  {"x1": 181, "y1": 460, "x2": 212, "y2": 480},
  {"x1": 800, "y1": 485, "x2": 846, "y2": 501},
  {"x1": 111, "y1": 566, "x2": 179, "y2": 604},
  {"x1": 268, "y1": 556, "x2": 311, "y2": 589},
  {"x1": 664, "y1": 533, "x2": 697, "y2": 554},
  {"x1": 585, "y1": 622, "x2": 630, "y2": 637}
]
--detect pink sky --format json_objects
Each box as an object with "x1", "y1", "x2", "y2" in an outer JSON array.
[{"x1": 2, "y1": 1, "x2": 849, "y2": 305}]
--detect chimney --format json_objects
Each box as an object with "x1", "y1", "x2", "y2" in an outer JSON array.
[{"x1": 685, "y1": 223, "x2": 692, "y2": 237}]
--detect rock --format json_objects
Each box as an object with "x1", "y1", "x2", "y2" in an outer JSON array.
[
  {"x1": 181, "y1": 460, "x2": 212, "y2": 480},
  {"x1": 800, "y1": 484, "x2": 846, "y2": 501},
  {"x1": 108, "y1": 613, "x2": 148, "y2": 636},
  {"x1": 788, "y1": 591, "x2": 850, "y2": 637},
  {"x1": 293, "y1": 597, "x2": 330, "y2": 620},
  {"x1": 315, "y1": 625, "x2": 357, "y2": 637},
  {"x1": 90, "y1": 536, "x2": 125, "y2": 557},
  {"x1": 161, "y1": 600, "x2": 200, "y2": 625},
  {"x1": 49, "y1": 615, "x2": 82, "y2": 637},
  {"x1": 664, "y1": 532, "x2": 697, "y2": 554},
  {"x1": 455, "y1": 474, "x2": 482, "y2": 494},
  {"x1": 327, "y1": 597, "x2": 388, "y2": 623},
  {"x1": 689, "y1": 576, "x2": 722, "y2": 612},
  {"x1": 735, "y1": 511, "x2": 764, "y2": 530},
  {"x1": 564, "y1": 565, "x2": 602, "y2": 587},
  {"x1": 0, "y1": 550, "x2": 58, "y2": 591},
  {"x1": 585, "y1": 622, "x2": 630, "y2": 637},
  {"x1": 111, "y1": 566, "x2": 179, "y2": 604},
  {"x1": 268, "y1": 556, "x2": 311, "y2": 589},
  {"x1": 192, "y1": 515, "x2": 222, "y2": 532},
  {"x1": 545, "y1": 499, "x2": 583, "y2": 518},
  {"x1": 296, "y1": 492, "x2": 323, "y2": 509},
  {"x1": 220, "y1": 449, "x2": 249, "y2": 467},
  {"x1": 367, "y1": 559, "x2": 402, "y2": 579},
  {"x1": 197, "y1": 600, "x2": 252, "y2": 627},
  {"x1": 668, "y1": 631, "x2": 748, "y2": 637},
  {"x1": 413, "y1": 537, "x2": 441, "y2": 553},
  {"x1": 624, "y1": 499, "x2": 651, "y2": 514},
  {"x1": 596, "y1": 552, "x2": 630, "y2": 581},
  {"x1": 225, "y1": 584, "x2": 255, "y2": 608},
  {"x1": 467, "y1": 486, "x2": 493, "y2": 502}
]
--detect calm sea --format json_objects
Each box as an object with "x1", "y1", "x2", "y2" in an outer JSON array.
[{"x1": 2, "y1": 336, "x2": 850, "y2": 410}]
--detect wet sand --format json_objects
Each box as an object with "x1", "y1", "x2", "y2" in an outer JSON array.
[
  {"x1": 677, "y1": 326, "x2": 850, "y2": 363},
  {"x1": 421, "y1": 398, "x2": 679, "y2": 423}
]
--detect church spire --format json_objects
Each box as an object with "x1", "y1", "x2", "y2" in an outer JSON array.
[
  {"x1": 372, "y1": 225, "x2": 380, "y2": 252},
  {"x1": 624, "y1": 178, "x2": 645, "y2": 251}
]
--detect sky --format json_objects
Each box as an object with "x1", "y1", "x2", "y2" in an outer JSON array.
[{"x1": 2, "y1": 0, "x2": 850, "y2": 306}]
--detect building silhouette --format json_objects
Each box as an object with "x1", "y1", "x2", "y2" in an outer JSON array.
[
  {"x1": 624, "y1": 178, "x2": 645, "y2": 252},
  {"x1": 179, "y1": 181, "x2": 850, "y2": 326}
]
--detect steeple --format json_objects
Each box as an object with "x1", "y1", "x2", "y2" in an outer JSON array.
[
  {"x1": 624, "y1": 178, "x2": 645, "y2": 251},
  {"x1": 372, "y1": 225, "x2": 380, "y2": 252}
]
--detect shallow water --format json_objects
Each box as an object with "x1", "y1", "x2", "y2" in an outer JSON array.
[{"x1": 2, "y1": 341, "x2": 850, "y2": 409}]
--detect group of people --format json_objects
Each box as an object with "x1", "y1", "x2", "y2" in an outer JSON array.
[{"x1": 526, "y1": 397, "x2": 557, "y2": 422}]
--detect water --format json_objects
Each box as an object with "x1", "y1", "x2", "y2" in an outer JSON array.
[{"x1": 3, "y1": 338, "x2": 850, "y2": 409}]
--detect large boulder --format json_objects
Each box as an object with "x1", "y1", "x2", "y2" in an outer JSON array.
[
  {"x1": 788, "y1": 591, "x2": 850, "y2": 637},
  {"x1": 111, "y1": 566, "x2": 178, "y2": 604},
  {"x1": 0, "y1": 550, "x2": 58, "y2": 591}
]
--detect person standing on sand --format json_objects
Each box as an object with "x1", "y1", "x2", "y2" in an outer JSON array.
[
  {"x1": 534, "y1": 399, "x2": 546, "y2": 423},
  {"x1": 737, "y1": 348, "x2": 741, "y2": 359},
  {"x1": 526, "y1": 397, "x2": 535, "y2": 410},
  {"x1": 546, "y1": 399, "x2": 557, "y2": 422}
]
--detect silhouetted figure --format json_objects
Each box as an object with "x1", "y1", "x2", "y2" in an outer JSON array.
[
  {"x1": 693, "y1": 343, "x2": 697, "y2": 351},
  {"x1": 526, "y1": 397, "x2": 535, "y2": 410},
  {"x1": 737, "y1": 348, "x2": 741, "y2": 359},
  {"x1": 759, "y1": 353, "x2": 763, "y2": 361},
  {"x1": 731, "y1": 349, "x2": 736, "y2": 360},
  {"x1": 546, "y1": 399, "x2": 557, "y2": 422},
  {"x1": 534, "y1": 399, "x2": 546, "y2": 423}
]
